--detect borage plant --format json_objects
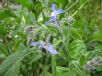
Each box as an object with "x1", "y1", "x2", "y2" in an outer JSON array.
[{"x1": 0, "y1": 0, "x2": 102, "y2": 76}]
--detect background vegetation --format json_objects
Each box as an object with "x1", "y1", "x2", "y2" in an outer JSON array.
[{"x1": 0, "y1": 0, "x2": 102, "y2": 76}]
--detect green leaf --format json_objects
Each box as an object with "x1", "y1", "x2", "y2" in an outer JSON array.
[
  {"x1": 96, "y1": 66, "x2": 102, "y2": 71},
  {"x1": 0, "y1": 10, "x2": 16, "y2": 20},
  {"x1": 33, "y1": 2, "x2": 43, "y2": 19},
  {"x1": 69, "y1": 39, "x2": 86, "y2": 60},
  {"x1": 40, "y1": 65, "x2": 51, "y2": 76},
  {"x1": 0, "y1": 42, "x2": 9, "y2": 56},
  {"x1": 89, "y1": 31, "x2": 102, "y2": 41},
  {"x1": 0, "y1": 24, "x2": 7, "y2": 38},
  {"x1": 0, "y1": 44, "x2": 40, "y2": 75},
  {"x1": 52, "y1": 0, "x2": 67, "y2": 8},
  {"x1": 16, "y1": 0, "x2": 33, "y2": 9},
  {"x1": 4, "y1": 61, "x2": 21, "y2": 76},
  {"x1": 80, "y1": 0, "x2": 87, "y2": 4},
  {"x1": 0, "y1": 49, "x2": 27, "y2": 75},
  {"x1": 56, "y1": 66, "x2": 77, "y2": 76},
  {"x1": 30, "y1": 52, "x2": 42, "y2": 64},
  {"x1": 71, "y1": 27, "x2": 82, "y2": 39}
]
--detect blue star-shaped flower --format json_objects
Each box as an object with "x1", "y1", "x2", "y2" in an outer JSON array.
[
  {"x1": 31, "y1": 41, "x2": 58, "y2": 55},
  {"x1": 45, "y1": 4, "x2": 64, "y2": 25}
]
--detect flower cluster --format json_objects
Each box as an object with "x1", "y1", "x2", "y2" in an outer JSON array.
[
  {"x1": 84, "y1": 56, "x2": 102, "y2": 72},
  {"x1": 30, "y1": 4, "x2": 65, "y2": 55}
]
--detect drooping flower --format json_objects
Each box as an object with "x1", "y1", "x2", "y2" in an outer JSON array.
[
  {"x1": 45, "y1": 4, "x2": 64, "y2": 25},
  {"x1": 67, "y1": 16, "x2": 75, "y2": 24},
  {"x1": 84, "y1": 56, "x2": 102, "y2": 72},
  {"x1": 31, "y1": 41, "x2": 58, "y2": 55}
]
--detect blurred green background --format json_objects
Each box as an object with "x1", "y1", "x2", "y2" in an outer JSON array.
[{"x1": 0, "y1": 0, "x2": 102, "y2": 76}]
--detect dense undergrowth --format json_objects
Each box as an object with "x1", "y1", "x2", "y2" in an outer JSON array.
[{"x1": 0, "y1": 0, "x2": 102, "y2": 76}]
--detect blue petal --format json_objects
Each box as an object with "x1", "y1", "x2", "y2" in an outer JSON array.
[
  {"x1": 57, "y1": 9, "x2": 64, "y2": 14},
  {"x1": 46, "y1": 45, "x2": 58, "y2": 55},
  {"x1": 45, "y1": 16, "x2": 57, "y2": 25},
  {"x1": 50, "y1": 16, "x2": 57, "y2": 22},
  {"x1": 51, "y1": 4, "x2": 56, "y2": 11},
  {"x1": 30, "y1": 42, "x2": 40, "y2": 46}
]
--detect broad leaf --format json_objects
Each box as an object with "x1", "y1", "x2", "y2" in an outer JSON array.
[{"x1": 0, "y1": 10, "x2": 16, "y2": 20}]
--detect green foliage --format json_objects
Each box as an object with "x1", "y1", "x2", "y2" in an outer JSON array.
[
  {"x1": 0, "y1": 0, "x2": 102, "y2": 76},
  {"x1": 0, "y1": 43, "x2": 41, "y2": 76},
  {"x1": 0, "y1": 10, "x2": 16, "y2": 20},
  {"x1": 0, "y1": 42, "x2": 9, "y2": 56},
  {"x1": 69, "y1": 39, "x2": 86, "y2": 60}
]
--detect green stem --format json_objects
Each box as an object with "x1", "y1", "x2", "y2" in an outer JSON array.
[
  {"x1": 67, "y1": 24, "x2": 71, "y2": 66},
  {"x1": 51, "y1": 55, "x2": 56, "y2": 76},
  {"x1": 72, "y1": 1, "x2": 88, "y2": 17},
  {"x1": 65, "y1": 0, "x2": 78, "y2": 12},
  {"x1": 56, "y1": 20, "x2": 69, "y2": 66}
]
